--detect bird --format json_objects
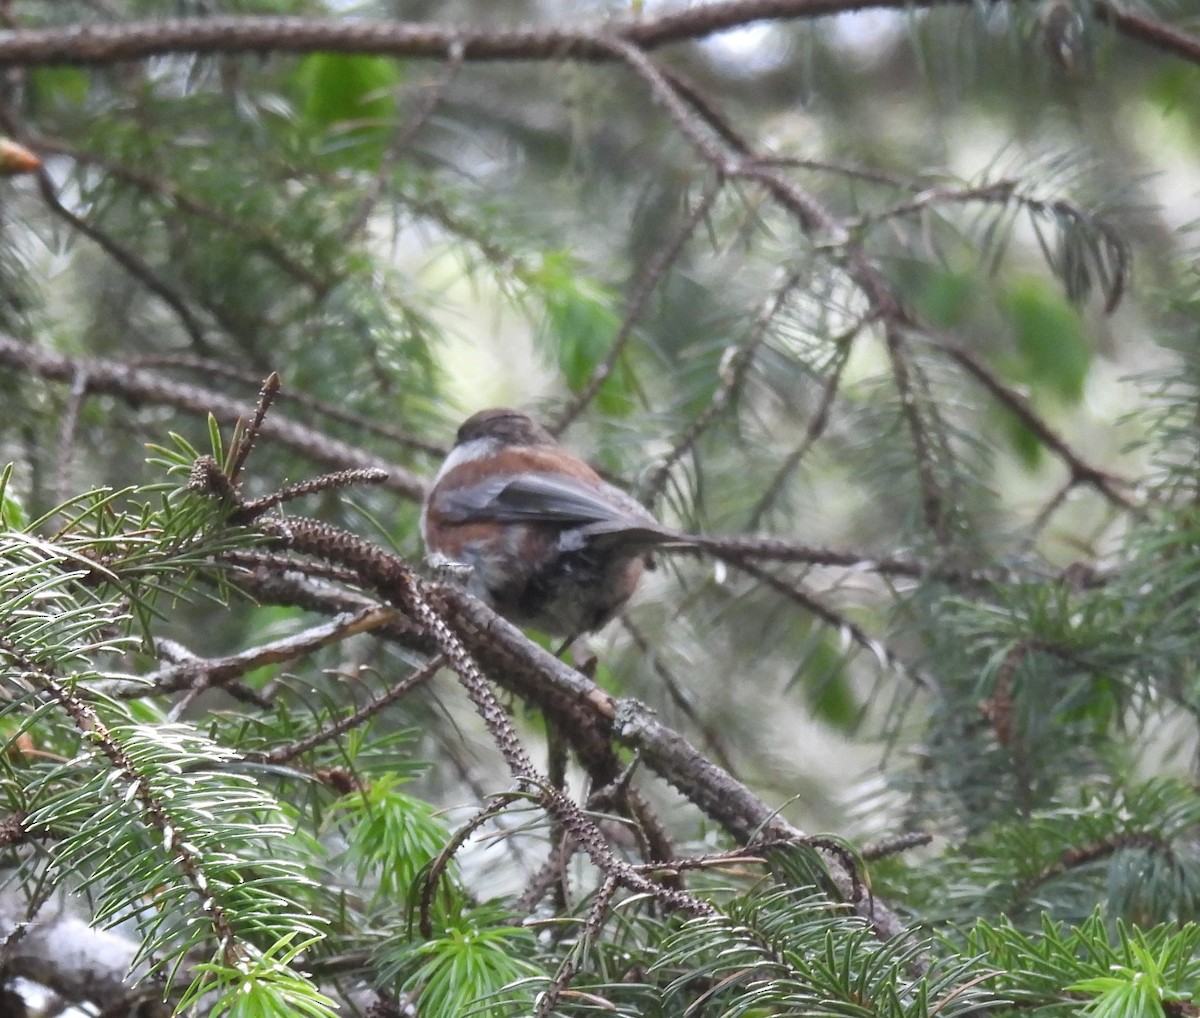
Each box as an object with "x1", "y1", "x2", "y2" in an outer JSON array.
[{"x1": 420, "y1": 408, "x2": 677, "y2": 636}]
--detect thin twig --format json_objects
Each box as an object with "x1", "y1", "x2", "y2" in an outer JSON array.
[
  {"x1": 341, "y1": 45, "x2": 466, "y2": 244},
  {"x1": 53, "y1": 365, "x2": 89, "y2": 509},
  {"x1": 534, "y1": 877, "x2": 618, "y2": 1017},
  {"x1": 133, "y1": 608, "x2": 395, "y2": 698},
  {"x1": 1021, "y1": 476, "x2": 1078, "y2": 553},
  {"x1": 230, "y1": 467, "x2": 389, "y2": 524},
  {"x1": 553, "y1": 176, "x2": 726, "y2": 435},
  {"x1": 25, "y1": 145, "x2": 213, "y2": 352},
  {"x1": 937, "y1": 338, "x2": 1141, "y2": 514},
  {"x1": 264, "y1": 652, "x2": 444, "y2": 764},
  {"x1": 713, "y1": 553, "x2": 939, "y2": 693},
  {"x1": 225, "y1": 373, "x2": 276, "y2": 485},
  {"x1": 418, "y1": 792, "x2": 521, "y2": 937},
  {"x1": 641, "y1": 270, "x2": 805, "y2": 502},
  {"x1": 747, "y1": 337, "x2": 853, "y2": 528},
  {"x1": 622, "y1": 616, "x2": 739, "y2": 777}
]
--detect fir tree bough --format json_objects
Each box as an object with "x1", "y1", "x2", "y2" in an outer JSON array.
[{"x1": 2, "y1": 1, "x2": 1200, "y2": 1016}]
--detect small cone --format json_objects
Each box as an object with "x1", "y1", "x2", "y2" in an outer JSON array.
[{"x1": 0, "y1": 139, "x2": 41, "y2": 175}]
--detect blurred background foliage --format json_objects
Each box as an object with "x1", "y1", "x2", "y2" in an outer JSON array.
[{"x1": 5, "y1": 0, "x2": 1200, "y2": 1013}]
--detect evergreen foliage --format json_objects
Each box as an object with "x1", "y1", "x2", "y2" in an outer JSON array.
[{"x1": 1, "y1": 2, "x2": 1200, "y2": 1016}]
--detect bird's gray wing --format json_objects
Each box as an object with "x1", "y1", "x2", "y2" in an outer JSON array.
[{"x1": 432, "y1": 472, "x2": 653, "y2": 527}]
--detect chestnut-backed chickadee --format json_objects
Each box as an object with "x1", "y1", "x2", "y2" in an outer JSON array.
[{"x1": 421, "y1": 408, "x2": 677, "y2": 635}]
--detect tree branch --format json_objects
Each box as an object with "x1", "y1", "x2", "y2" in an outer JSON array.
[
  {"x1": 0, "y1": 0, "x2": 1196, "y2": 68},
  {"x1": 0, "y1": 333, "x2": 426, "y2": 500}
]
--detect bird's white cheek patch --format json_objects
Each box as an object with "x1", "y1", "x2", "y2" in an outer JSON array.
[{"x1": 430, "y1": 437, "x2": 497, "y2": 484}]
